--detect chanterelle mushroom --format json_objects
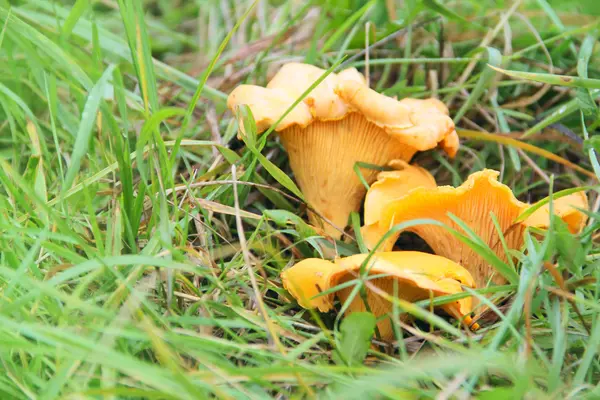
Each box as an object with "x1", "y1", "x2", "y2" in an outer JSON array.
[
  {"x1": 228, "y1": 63, "x2": 458, "y2": 239},
  {"x1": 281, "y1": 251, "x2": 476, "y2": 341},
  {"x1": 363, "y1": 160, "x2": 437, "y2": 242},
  {"x1": 362, "y1": 169, "x2": 588, "y2": 289}
]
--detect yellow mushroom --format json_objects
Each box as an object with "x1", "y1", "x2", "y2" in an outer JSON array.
[
  {"x1": 281, "y1": 251, "x2": 476, "y2": 341},
  {"x1": 362, "y1": 169, "x2": 589, "y2": 289},
  {"x1": 363, "y1": 160, "x2": 437, "y2": 242},
  {"x1": 228, "y1": 63, "x2": 458, "y2": 239}
]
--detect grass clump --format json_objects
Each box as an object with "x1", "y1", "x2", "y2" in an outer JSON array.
[{"x1": 0, "y1": 0, "x2": 599, "y2": 398}]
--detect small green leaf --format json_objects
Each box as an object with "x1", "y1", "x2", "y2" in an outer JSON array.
[
  {"x1": 217, "y1": 146, "x2": 241, "y2": 165},
  {"x1": 25, "y1": 121, "x2": 47, "y2": 207},
  {"x1": 576, "y1": 89, "x2": 598, "y2": 117},
  {"x1": 333, "y1": 312, "x2": 376, "y2": 366},
  {"x1": 23, "y1": 156, "x2": 41, "y2": 186}
]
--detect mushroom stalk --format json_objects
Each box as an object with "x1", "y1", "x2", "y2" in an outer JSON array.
[{"x1": 279, "y1": 114, "x2": 414, "y2": 236}]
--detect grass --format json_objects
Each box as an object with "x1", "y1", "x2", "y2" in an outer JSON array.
[{"x1": 1, "y1": 0, "x2": 600, "y2": 398}]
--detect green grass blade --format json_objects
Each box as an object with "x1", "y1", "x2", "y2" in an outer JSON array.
[
  {"x1": 62, "y1": 64, "x2": 115, "y2": 193},
  {"x1": 59, "y1": 0, "x2": 89, "y2": 41},
  {"x1": 169, "y1": 1, "x2": 257, "y2": 167},
  {"x1": 491, "y1": 65, "x2": 600, "y2": 90},
  {"x1": 454, "y1": 47, "x2": 502, "y2": 123}
]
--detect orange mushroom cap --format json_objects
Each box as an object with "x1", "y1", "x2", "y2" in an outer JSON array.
[
  {"x1": 335, "y1": 82, "x2": 459, "y2": 155},
  {"x1": 281, "y1": 251, "x2": 476, "y2": 341},
  {"x1": 363, "y1": 160, "x2": 437, "y2": 227},
  {"x1": 362, "y1": 169, "x2": 589, "y2": 288}
]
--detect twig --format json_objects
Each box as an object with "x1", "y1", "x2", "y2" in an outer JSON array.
[
  {"x1": 205, "y1": 105, "x2": 223, "y2": 159},
  {"x1": 518, "y1": 148, "x2": 550, "y2": 184}
]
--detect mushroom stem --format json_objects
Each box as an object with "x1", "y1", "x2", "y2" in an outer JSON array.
[{"x1": 279, "y1": 113, "x2": 415, "y2": 238}]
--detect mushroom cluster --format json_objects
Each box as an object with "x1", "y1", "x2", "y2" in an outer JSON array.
[{"x1": 228, "y1": 62, "x2": 589, "y2": 342}]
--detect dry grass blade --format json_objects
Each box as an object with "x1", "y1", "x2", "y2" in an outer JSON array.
[
  {"x1": 231, "y1": 165, "x2": 280, "y2": 347},
  {"x1": 543, "y1": 262, "x2": 591, "y2": 334},
  {"x1": 230, "y1": 165, "x2": 314, "y2": 397},
  {"x1": 457, "y1": 129, "x2": 597, "y2": 179}
]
